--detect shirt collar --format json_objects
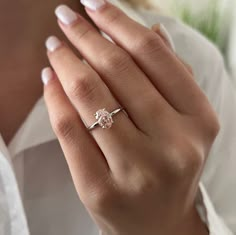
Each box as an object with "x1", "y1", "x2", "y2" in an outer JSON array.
[{"x1": 6, "y1": 95, "x2": 57, "y2": 158}]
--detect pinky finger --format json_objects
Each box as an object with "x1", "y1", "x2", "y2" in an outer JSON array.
[
  {"x1": 41, "y1": 67, "x2": 110, "y2": 201},
  {"x1": 152, "y1": 23, "x2": 193, "y2": 75},
  {"x1": 151, "y1": 23, "x2": 176, "y2": 52}
]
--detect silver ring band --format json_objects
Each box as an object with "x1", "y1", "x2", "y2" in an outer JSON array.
[{"x1": 87, "y1": 107, "x2": 124, "y2": 131}]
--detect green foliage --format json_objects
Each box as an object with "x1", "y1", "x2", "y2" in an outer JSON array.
[{"x1": 172, "y1": 0, "x2": 225, "y2": 54}]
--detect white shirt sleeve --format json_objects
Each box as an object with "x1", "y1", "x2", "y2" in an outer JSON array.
[
  {"x1": 196, "y1": 183, "x2": 234, "y2": 235},
  {"x1": 197, "y1": 57, "x2": 236, "y2": 235},
  {"x1": 0, "y1": 136, "x2": 29, "y2": 235}
]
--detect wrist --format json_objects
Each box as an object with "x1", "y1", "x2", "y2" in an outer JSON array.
[
  {"x1": 175, "y1": 206, "x2": 208, "y2": 235},
  {"x1": 99, "y1": 206, "x2": 208, "y2": 235}
]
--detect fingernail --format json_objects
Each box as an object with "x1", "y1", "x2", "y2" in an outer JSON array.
[
  {"x1": 41, "y1": 67, "x2": 54, "y2": 85},
  {"x1": 80, "y1": 0, "x2": 106, "y2": 11},
  {"x1": 55, "y1": 5, "x2": 78, "y2": 25},
  {"x1": 159, "y1": 24, "x2": 176, "y2": 52},
  {"x1": 45, "y1": 36, "x2": 61, "y2": 52}
]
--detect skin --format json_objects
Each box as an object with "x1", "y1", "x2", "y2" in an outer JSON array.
[
  {"x1": 0, "y1": 0, "x2": 217, "y2": 234},
  {"x1": 0, "y1": 0, "x2": 93, "y2": 145},
  {"x1": 44, "y1": 2, "x2": 219, "y2": 235}
]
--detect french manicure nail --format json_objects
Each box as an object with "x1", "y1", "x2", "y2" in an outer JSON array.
[
  {"x1": 80, "y1": 0, "x2": 106, "y2": 11},
  {"x1": 41, "y1": 67, "x2": 54, "y2": 85},
  {"x1": 159, "y1": 24, "x2": 176, "y2": 52},
  {"x1": 55, "y1": 5, "x2": 78, "y2": 25},
  {"x1": 45, "y1": 36, "x2": 61, "y2": 52}
]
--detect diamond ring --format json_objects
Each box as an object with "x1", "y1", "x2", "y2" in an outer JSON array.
[{"x1": 87, "y1": 107, "x2": 124, "y2": 131}]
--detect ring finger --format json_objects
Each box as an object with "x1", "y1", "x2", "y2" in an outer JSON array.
[{"x1": 46, "y1": 38, "x2": 140, "y2": 168}]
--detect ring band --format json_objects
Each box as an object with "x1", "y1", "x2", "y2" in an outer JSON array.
[{"x1": 87, "y1": 107, "x2": 124, "y2": 131}]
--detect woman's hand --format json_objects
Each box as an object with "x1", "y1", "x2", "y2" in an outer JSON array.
[{"x1": 42, "y1": 2, "x2": 219, "y2": 235}]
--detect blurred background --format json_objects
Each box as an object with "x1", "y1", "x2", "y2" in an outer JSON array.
[{"x1": 150, "y1": 0, "x2": 236, "y2": 84}]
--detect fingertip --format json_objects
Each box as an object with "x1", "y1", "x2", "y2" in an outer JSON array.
[
  {"x1": 81, "y1": 0, "x2": 107, "y2": 12},
  {"x1": 151, "y1": 23, "x2": 176, "y2": 52},
  {"x1": 45, "y1": 35, "x2": 62, "y2": 52},
  {"x1": 55, "y1": 4, "x2": 78, "y2": 26},
  {"x1": 41, "y1": 67, "x2": 54, "y2": 85},
  {"x1": 159, "y1": 24, "x2": 176, "y2": 52},
  {"x1": 151, "y1": 23, "x2": 160, "y2": 32}
]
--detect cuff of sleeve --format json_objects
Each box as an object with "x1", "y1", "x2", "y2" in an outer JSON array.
[{"x1": 196, "y1": 182, "x2": 233, "y2": 235}]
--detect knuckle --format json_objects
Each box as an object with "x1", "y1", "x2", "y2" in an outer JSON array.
[
  {"x1": 200, "y1": 108, "x2": 221, "y2": 140},
  {"x1": 88, "y1": 188, "x2": 118, "y2": 214},
  {"x1": 100, "y1": 48, "x2": 131, "y2": 73},
  {"x1": 161, "y1": 137, "x2": 203, "y2": 182},
  {"x1": 130, "y1": 171, "x2": 157, "y2": 196},
  {"x1": 205, "y1": 114, "x2": 221, "y2": 139},
  {"x1": 181, "y1": 143, "x2": 204, "y2": 175},
  {"x1": 74, "y1": 25, "x2": 94, "y2": 42},
  {"x1": 132, "y1": 31, "x2": 163, "y2": 55},
  {"x1": 67, "y1": 73, "x2": 99, "y2": 102},
  {"x1": 81, "y1": 176, "x2": 119, "y2": 214},
  {"x1": 103, "y1": 7, "x2": 123, "y2": 27},
  {"x1": 52, "y1": 114, "x2": 77, "y2": 139}
]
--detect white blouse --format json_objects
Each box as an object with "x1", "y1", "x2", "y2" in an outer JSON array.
[{"x1": 0, "y1": 1, "x2": 236, "y2": 234}]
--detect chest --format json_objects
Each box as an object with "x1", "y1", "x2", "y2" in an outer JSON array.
[{"x1": 0, "y1": 93, "x2": 42, "y2": 146}]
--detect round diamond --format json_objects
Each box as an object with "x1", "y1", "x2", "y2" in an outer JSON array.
[{"x1": 95, "y1": 109, "x2": 114, "y2": 129}]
